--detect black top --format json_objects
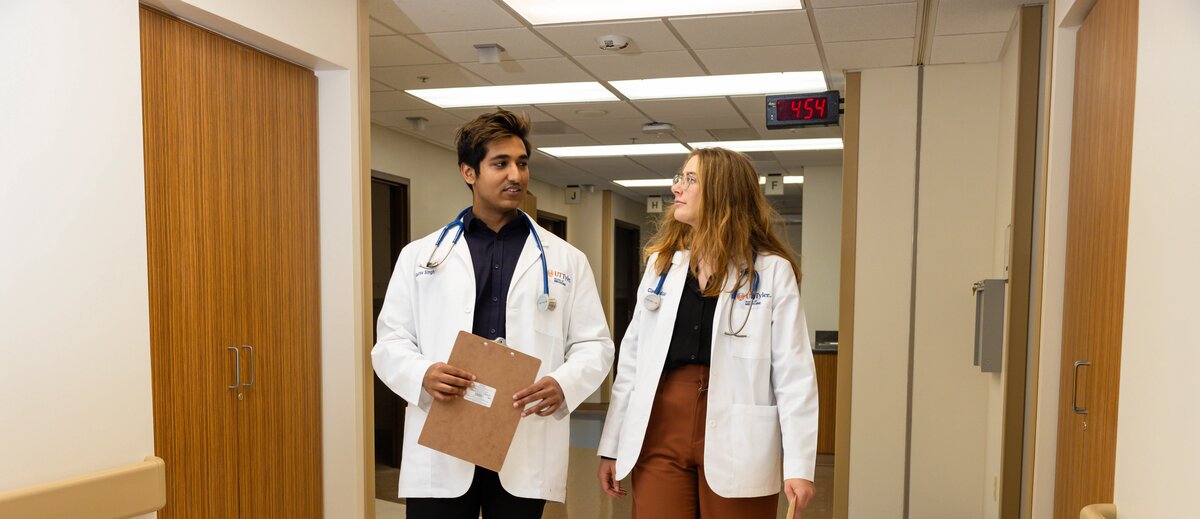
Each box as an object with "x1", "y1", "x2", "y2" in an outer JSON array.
[
  {"x1": 665, "y1": 272, "x2": 719, "y2": 370},
  {"x1": 462, "y1": 211, "x2": 530, "y2": 341}
]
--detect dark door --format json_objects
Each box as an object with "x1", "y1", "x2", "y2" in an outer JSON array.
[{"x1": 371, "y1": 175, "x2": 411, "y2": 495}]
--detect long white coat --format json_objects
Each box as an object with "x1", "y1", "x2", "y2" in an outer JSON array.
[
  {"x1": 597, "y1": 250, "x2": 819, "y2": 497},
  {"x1": 372, "y1": 218, "x2": 614, "y2": 502}
]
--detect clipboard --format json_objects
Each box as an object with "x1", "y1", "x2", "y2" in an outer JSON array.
[{"x1": 417, "y1": 331, "x2": 542, "y2": 472}]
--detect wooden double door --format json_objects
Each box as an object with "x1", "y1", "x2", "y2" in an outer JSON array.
[{"x1": 141, "y1": 7, "x2": 322, "y2": 518}]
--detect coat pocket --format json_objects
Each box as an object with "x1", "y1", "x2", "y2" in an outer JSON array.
[{"x1": 729, "y1": 404, "x2": 783, "y2": 486}]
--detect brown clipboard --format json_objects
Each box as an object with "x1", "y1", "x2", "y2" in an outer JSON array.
[{"x1": 417, "y1": 331, "x2": 542, "y2": 472}]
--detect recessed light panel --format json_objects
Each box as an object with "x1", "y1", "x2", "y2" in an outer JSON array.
[
  {"x1": 611, "y1": 72, "x2": 826, "y2": 100},
  {"x1": 501, "y1": 0, "x2": 802, "y2": 25},
  {"x1": 540, "y1": 143, "x2": 690, "y2": 158},
  {"x1": 406, "y1": 82, "x2": 618, "y2": 108}
]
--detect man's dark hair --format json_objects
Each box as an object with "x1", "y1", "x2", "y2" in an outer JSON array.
[{"x1": 455, "y1": 109, "x2": 532, "y2": 185}]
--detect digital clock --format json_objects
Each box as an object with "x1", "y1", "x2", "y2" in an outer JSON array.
[{"x1": 765, "y1": 91, "x2": 841, "y2": 129}]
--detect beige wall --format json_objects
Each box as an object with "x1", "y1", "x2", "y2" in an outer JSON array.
[
  {"x1": 1113, "y1": 0, "x2": 1200, "y2": 517},
  {"x1": 908, "y1": 62, "x2": 1005, "y2": 519},
  {"x1": 800, "y1": 166, "x2": 842, "y2": 348},
  {"x1": 0, "y1": 1, "x2": 365, "y2": 516},
  {"x1": 849, "y1": 66, "x2": 918, "y2": 519},
  {"x1": 0, "y1": 0, "x2": 155, "y2": 494}
]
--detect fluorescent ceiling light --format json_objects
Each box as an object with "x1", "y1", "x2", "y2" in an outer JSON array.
[
  {"x1": 540, "y1": 143, "x2": 690, "y2": 158},
  {"x1": 610, "y1": 72, "x2": 826, "y2": 100},
  {"x1": 690, "y1": 138, "x2": 843, "y2": 152},
  {"x1": 501, "y1": 0, "x2": 802, "y2": 25},
  {"x1": 614, "y1": 175, "x2": 804, "y2": 188},
  {"x1": 406, "y1": 82, "x2": 617, "y2": 108},
  {"x1": 613, "y1": 178, "x2": 675, "y2": 187}
]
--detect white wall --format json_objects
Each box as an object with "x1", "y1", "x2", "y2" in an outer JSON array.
[
  {"x1": 1112, "y1": 1, "x2": 1200, "y2": 517},
  {"x1": 849, "y1": 66, "x2": 919, "y2": 519},
  {"x1": 908, "y1": 63, "x2": 1004, "y2": 519},
  {"x1": 0, "y1": 0, "x2": 154, "y2": 492},
  {"x1": 370, "y1": 124, "x2": 471, "y2": 238},
  {"x1": 800, "y1": 166, "x2": 842, "y2": 347},
  {"x1": 0, "y1": 2, "x2": 365, "y2": 517}
]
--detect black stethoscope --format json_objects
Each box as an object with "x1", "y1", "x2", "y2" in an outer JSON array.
[
  {"x1": 424, "y1": 207, "x2": 556, "y2": 312},
  {"x1": 643, "y1": 256, "x2": 760, "y2": 337}
]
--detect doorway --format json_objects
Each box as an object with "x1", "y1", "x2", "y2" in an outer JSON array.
[
  {"x1": 612, "y1": 220, "x2": 641, "y2": 352},
  {"x1": 370, "y1": 172, "x2": 411, "y2": 503},
  {"x1": 537, "y1": 210, "x2": 568, "y2": 240}
]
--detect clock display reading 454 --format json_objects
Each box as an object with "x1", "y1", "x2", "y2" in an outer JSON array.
[{"x1": 766, "y1": 91, "x2": 842, "y2": 129}]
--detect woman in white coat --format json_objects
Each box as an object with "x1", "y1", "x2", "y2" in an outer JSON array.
[{"x1": 596, "y1": 147, "x2": 819, "y2": 518}]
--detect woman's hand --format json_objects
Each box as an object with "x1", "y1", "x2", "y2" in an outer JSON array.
[
  {"x1": 783, "y1": 478, "x2": 815, "y2": 518},
  {"x1": 597, "y1": 458, "x2": 627, "y2": 498}
]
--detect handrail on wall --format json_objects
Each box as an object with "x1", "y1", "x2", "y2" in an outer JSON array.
[{"x1": 0, "y1": 456, "x2": 166, "y2": 519}]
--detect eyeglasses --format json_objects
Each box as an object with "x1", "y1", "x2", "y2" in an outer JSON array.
[{"x1": 672, "y1": 173, "x2": 698, "y2": 189}]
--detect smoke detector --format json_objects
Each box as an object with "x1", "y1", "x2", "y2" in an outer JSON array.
[
  {"x1": 641, "y1": 121, "x2": 675, "y2": 135},
  {"x1": 597, "y1": 34, "x2": 631, "y2": 51}
]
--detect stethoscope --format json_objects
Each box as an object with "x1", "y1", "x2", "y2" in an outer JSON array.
[
  {"x1": 643, "y1": 256, "x2": 760, "y2": 337},
  {"x1": 424, "y1": 207, "x2": 556, "y2": 312}
]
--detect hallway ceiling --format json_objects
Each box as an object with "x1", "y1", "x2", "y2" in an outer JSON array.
[{"x1": 369, "y1": 0, "x2": 1030, "y2": 202}]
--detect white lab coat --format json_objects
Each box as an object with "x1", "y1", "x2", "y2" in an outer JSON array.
[
  {"x1": 597, "y1": 250, "x2": 819, "y2": 498},
  {"x1": 372, "y1": 218, "x2": 614, "y2": 502}
]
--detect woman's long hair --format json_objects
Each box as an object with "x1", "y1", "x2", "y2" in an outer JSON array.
[{"x1": 645, "y1": 147, "x2": 802, "y2": 297}]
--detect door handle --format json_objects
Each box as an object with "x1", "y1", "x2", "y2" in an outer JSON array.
[
  {"x1": 1072, "y1": 360, "x2": 1091, "y2": 414},
  {"x1": 227, "y1": 346, "x2": 240, "y2": 390},
  {"x1": 241, "y1": 345, "x2": 255, "y2": 388}
]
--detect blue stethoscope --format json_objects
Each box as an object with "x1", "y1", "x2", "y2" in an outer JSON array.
[
  {"x1": 424, "y1": 207, "x2": 556, "y2": 312},
  {"x1": 643, "y1": 255, "x2": 760, "y2": 337}
]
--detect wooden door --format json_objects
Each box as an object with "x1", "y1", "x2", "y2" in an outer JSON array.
[
  {"x1": 141, "y1": 8, "x2": 242, "y2": 518},
  {"x1": 1052, "y1": 0, "x2": 1138, "y2": 517},
  {"x1": 230, "y1": 21, "x2": 323, "y2": 519}
]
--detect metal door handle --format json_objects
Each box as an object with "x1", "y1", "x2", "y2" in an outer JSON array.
[
  {"x1": 227, "y1": 346, "x2": 240, "y2": 389},
  {"x1": 1072, "y1": 360, "x2": 1091, "y2": 414},
  {"x1": 241, "y1": 345, "x2": 255, "y2": 388}
]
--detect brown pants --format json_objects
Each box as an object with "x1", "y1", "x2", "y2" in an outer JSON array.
[{"x1": 631, "y1": 364, "x2": 779, "y2": 519}]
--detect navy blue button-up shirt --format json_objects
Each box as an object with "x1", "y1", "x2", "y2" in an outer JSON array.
[{"x1": 462, "y1": 211, "x2": 530, "y2": 341}]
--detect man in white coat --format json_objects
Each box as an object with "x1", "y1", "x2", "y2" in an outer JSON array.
[{"x1": 372, "y1": 110, "x2": 614, "y2": 518}]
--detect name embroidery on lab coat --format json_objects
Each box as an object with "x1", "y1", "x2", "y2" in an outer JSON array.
[
  {"x1": 736, "y1": 291, "x2": 771, "y2": 306},
  {"x1": 415, "y1": 268, "x2": 435, "y2": 278},
  {"x1": 548, "y1": 270, "x2": 572, "y2": 287}
]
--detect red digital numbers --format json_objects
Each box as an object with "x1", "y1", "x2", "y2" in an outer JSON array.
[{"x1": 785, "y1": 97, "x2": 827, "y2": 120}]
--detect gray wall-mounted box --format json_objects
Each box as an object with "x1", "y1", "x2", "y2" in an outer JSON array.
[{"x1": 973, "y1": 279, "x2": 1006, "y2": 373}]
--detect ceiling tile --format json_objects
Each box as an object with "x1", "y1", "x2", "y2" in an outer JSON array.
[
  {"x1": 446, "y1": 105, "x2": 558, "y2": 122},
  {"x1": 370, "y1": 35, "x2": 449, "y2": 67},
  {"x1": 382, "y1": 0, "x2": 523, "y2": 33},
  {"x1": 809, "y1": 0, "x2": 912, "y2": 7},
  {"x1": 534, "y1": 20, "x2": 685, "y2": 56},
  {"x1": 628, "y1": 154, "x2": 691, "y2": 174},
  {"x1": 934, "y1": 0, "x2": 1025, "y2": 35},
  {"x1": 814, "y1": 3, "x2": 919, "y2": 43},
  {"x1": 930, "y1": 32, "x2": 1008, "y2": 64},
  {"x1": 560, "y1": 117, "x2": 650, "y2": 135},
  {"x1": 409, "y1": 28, "x2": 562, "y2": 63},
  {"x1": 459, "y1": 57, "x2": 593, "y2": 84},
  {"x1": 695, "y1": 45, "x2": 822, "y2": 75},
  {"x1": 369, "y1": 17, "x2": 398, "y2": 36},
  {"x1": 775, "y1": 149, "x2": 845, "y2": 167},
  {"x1": 372, "y1": 109, "x2": 466, "y2": 128},
  {"x1": 588, "y1": 133, "x2": 682, "y2": 145},
  {"x1": 669, "y1": 11, "x2": 814, "y2": 49},
  {"x1": 552, "y1": 157, "x2": 655, "y2": 178},
  {"x1": 824, "y1": 38, "x2": 914, "y2": 71},
  {"x1": 575, "y1": 51, "x2": 704, "y2": 81},
  {"x1": 372, "y1": 63, "x2": 491, "y2": 90},
  {"x1": 667, "y1": 115, "x2": 750, "y2": 131},
  {"x1": 632, "y1": 98, "x2": 741, "y2": 121},
  {"x1": 528, "y1": 134, "x2": 601, "y2": 147},
  {"x1": 371, "y1": 80, "x2": 395, "y2": 92},
  {"x1": 537, "y1": 101, "x2": 645, "y2": 121},
  {"x1": 371, "y1": 90, "x2": 437, "y2": 111}
]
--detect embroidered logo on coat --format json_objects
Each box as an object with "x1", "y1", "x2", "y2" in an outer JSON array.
[{"x1": 548, "y1": 270, "x2": 573, "y2": 287}]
